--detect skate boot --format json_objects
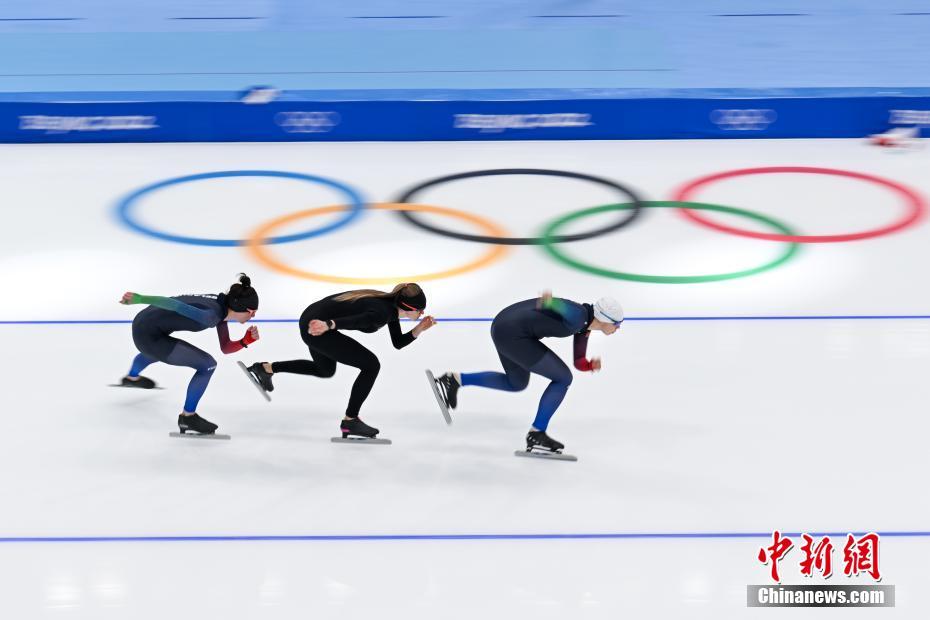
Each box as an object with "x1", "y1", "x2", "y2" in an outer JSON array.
[
  {"x1": 177, "y1": 413, "x2": 219, "y2": 435},
  {"x1": 332, "y1": 417, "x2": 391, "y2": 444},
  {"x1": 436, "y1": 372, "x2": 460, "y2": 409},
  {"x1": 425, "y1": 370, "x2": 458, "y2": 424},
  {"x1": 120, "y1": 375, "x2": 156, "y2": 389},
  {"x1": 526, "y1": 430, "x2": 564, "y2": 453},
  {"x1": 341, "y1": 417, "x2": 379, "y2": 438},
  {"x1": 247, "y1": 362, "x2": 274, "y2": 392},
  {"x1": 515, "y1": 430, "x2": 576, "y2": 461}
]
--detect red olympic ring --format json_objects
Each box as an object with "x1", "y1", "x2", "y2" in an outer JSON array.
[{"x1": 672, "y1": 166, "x2": 927, "y2": 243}]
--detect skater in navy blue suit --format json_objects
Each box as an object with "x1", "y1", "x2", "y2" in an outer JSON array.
[
  {"x1": 428, "y1": 292, "x2": 623, "y2": 454},
  {"x1": 118, "y1": 273, "x2": 260, "y2": 435}
]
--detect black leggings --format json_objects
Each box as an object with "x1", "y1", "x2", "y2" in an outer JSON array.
[{"x1": 272, "y1": 327, "x2": 380, "y2": 418}]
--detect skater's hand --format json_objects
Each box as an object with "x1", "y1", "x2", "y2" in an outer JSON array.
[
  {"x1": 242, "y1": 325, "x2": 260, "y2": 346},
  {"x1": 537, "y1": 289, "x2": 553, "y2": 309},
  {"x1": 120, "y1": 291, "x2": 138, "y2": 305},
  {"x1": 308, "y1": 319, "x2": 330, "y2": 336},
  {"x1": 589, "y1": 357, "x2": 602, "y2": 372},
  {"x1": 412, "y1": 315, "x2": 436, "y2": 337}
]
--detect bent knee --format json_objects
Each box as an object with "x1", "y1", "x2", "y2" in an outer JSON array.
[{"x1": 361, "y1": 356, "x2": 381, "y2": 375}]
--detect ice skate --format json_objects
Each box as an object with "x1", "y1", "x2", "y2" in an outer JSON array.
[
  {"x1": 170, "y1": 413, "x2": 230, "y2": 440},
  {"x1": 237, "y1": 361, "x2": 272, "y2": 402},
  {"x1": 514, "y1": 430, "x2": 577, "y2": 461},
  {"x1": 111, "y1": 375, "x2": 162, "y2": 389},
  {"x1": 331, "y1": 417, "x2": 391, "y2": 445},
  {"x1": 425, "y1": 370, "x2": 457, "y2": 425}
]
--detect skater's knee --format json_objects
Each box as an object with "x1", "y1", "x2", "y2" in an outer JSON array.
[
  {"x1": 508, "y1": 374, "x2": 530, "y2": 391},
  {"x1": 198, "y1": 354, "x2": 218, "y2": 374},
  {"x1": 319, "y1": 364, "x2": 336, "y2": 378},
  {"x1": 359, "y1": 354, "x2": 380, "y2": 376}
]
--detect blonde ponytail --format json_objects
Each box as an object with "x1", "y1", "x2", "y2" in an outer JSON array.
[{"x1": 334, "y1": 283, "x2": 410, "y2": 303}]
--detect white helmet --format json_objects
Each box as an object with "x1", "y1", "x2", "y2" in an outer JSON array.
[{"x1": 594, "y1": 297, "x2": 624, "y2": 325}]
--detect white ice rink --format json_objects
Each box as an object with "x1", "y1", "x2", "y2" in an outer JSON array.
[{"x1": 2, "y1": 139, "x2": 929, "y2": 617}]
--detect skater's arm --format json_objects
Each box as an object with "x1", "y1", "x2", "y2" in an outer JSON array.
[
  {"x1": 217, "y1": 323, "x2": 260, "y2": 354},
  {"x1": 572, "y1": 331, "x2": 600, "y2": 372},
  {"x1": 540, "y1": 296, "x2": 586, "y2": 328},
  {"x1": 390, "y1": 315, "x2": 437, "y2": 348},
  {"x1": 388, "y1": 319, "x2": 416, "y2": 349},
  {"x1": 121, "y1": 293, "x2": 213, "y2": 325},
  {"x1": 326, "y1": 310, "x2": 380, "y2": 331}
]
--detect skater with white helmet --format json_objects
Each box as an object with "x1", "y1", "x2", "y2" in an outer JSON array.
[{"x1": 427, "y1": 292, "x2": 623, "y2": 459}]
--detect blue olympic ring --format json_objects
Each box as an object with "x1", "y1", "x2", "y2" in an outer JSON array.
[{"x1": 115, "y1": 170, "x2": 365, "y2": 247}]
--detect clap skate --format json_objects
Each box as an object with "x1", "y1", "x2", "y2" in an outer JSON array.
[
  {"x1": 110, "y1": 375, "x2": 163, "y2": 389},
  {"x1": 169, "y1": 413, "x2": 230, "y2": 440},
  {"x1": 425, "y1": 370, "x2": 457, "y2": 425},
  {"x1": 237, "y1": 361, "x2": 272, "y2": 402},
  {"x1": 331, "y1": 417, "x2": 391, "y2": 445},
  {"x1": 514, "y1": 430, "x2": 577, "y2": 461}
]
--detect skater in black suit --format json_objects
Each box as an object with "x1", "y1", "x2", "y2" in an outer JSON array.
[{"x1": 246, "y1": 283, "x2": 435, "y2": 439}]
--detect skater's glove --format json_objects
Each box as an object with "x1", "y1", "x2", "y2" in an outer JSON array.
[
  {"x1": 574, "y1": 357, "x2": 601, "y2": 372},
  {"x1": 241, "y1": 325, "x2": 259, "y2": 347}
]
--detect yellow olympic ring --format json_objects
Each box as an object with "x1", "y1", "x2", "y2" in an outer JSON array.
[{"x1": 245, "y1": 203, "x2": 511, "y2": 284}]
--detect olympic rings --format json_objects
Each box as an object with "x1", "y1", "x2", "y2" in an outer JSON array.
[
  {"x1": 115, "y1": 170, "x2": 365, "y2": 247},
  {"x1": 673, "y1": 166, "x2": 927, "y2": 243},
  {"x1": 540, "y1": 202, "x2": 801, "y2": 283},
  {"x1": 245, "y1": 203, "x2": 511, "y2": 284},
  {"x1": 395, "y1": 168, "x2": 645, "y2": 245}
]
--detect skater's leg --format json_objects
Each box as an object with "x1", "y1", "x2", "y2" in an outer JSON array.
[
  {"x1": 127, "y1": 353, "x2": 156, "y2": 377},
  {"x1": 527, "y1": 350, "x2": 573, "y2": 432},
  {"x1": 460, "y1": 338, "x2": 541, "y2": 392},
  {"x1": 308, "y1": 332, "x2": 380, "y2": 418},
  {"x1": 460, "y1": 356, "x2": 530, "y2": 392},
  {"x1": 162, "y1": 339, "x2": 217, "y2": 413},
  {"x1": 270, "y1": 354, "x2": 336, "y2": 378}
]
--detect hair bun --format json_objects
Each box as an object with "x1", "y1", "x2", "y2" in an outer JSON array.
[{"x1": 237, "y1": 273, "x2": 251, "y2": 288}]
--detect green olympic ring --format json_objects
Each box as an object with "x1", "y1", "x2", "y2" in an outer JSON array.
[{"x1": 539, "y1": 201, "x2": 801, "y2": 284}]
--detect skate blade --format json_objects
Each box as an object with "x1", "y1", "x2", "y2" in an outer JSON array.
[
  {"x1": 331, "y1": 437, "x2": 392, "y2": 445},
  {"x1": 108, "y1": 384, "x2": 165, "y2": 390},
  {"x1": 169, "y1": 431, "x2": 231, "y2": 440},
  {"x1": 237, "y1": 361, "x2": 271, "y2": 402},
  {"x1": 514, "y1": 449, "x2": 577, "y2": 462},
  {"x1": 424, "y1": 369, "x2": 452, "y2": 425}
]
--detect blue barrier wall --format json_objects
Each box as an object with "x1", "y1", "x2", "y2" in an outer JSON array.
[{"x1": 3, "y1": 91, "x2": 928, "y2": 142}]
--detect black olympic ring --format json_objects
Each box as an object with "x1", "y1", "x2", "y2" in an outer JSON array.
[{"x1": 394, "y1": 168, "x2": 645, "y2": 245}]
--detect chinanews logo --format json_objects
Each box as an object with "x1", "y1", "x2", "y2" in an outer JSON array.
[
  {"x1": 454, "y1": 113, "x2": 593, "y2": 133},
  {"x1": 275, "y1": 111, "x2": 341, "y2": 134},
  {"x1": 710, "y1": 109, "x2": 777, "y2": 131},
  {"x1": 748, "y1": 531, "x2": 895, "y2": 608},
  {"x1": 888, "y1": 110, "x2": 930, "y2": 126},
  {"x1": 19, "y1": 115, "x2": 158, "y2": 135}
]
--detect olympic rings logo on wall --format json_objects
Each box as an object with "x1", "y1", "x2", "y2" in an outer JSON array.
[
  {"x1": 274, "y1": 111, "x2": 341, "y2": 134},
  {"x1": 710, "y1": 109, "x2": 778, "y2": 131},
  {"x1": 114, "y1": 166, "x2": 927, "y2": 285}
]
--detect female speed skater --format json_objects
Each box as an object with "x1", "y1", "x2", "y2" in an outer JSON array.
[
  {"x1": 427, "y1": 292, "x2": 623, "y2": 455},
  {"x1": 118, "y1": 273, "x2": 260, "y2": 435},
  {"x1": 244, "y1": 283, "x2": 436, "y2": 440}
]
